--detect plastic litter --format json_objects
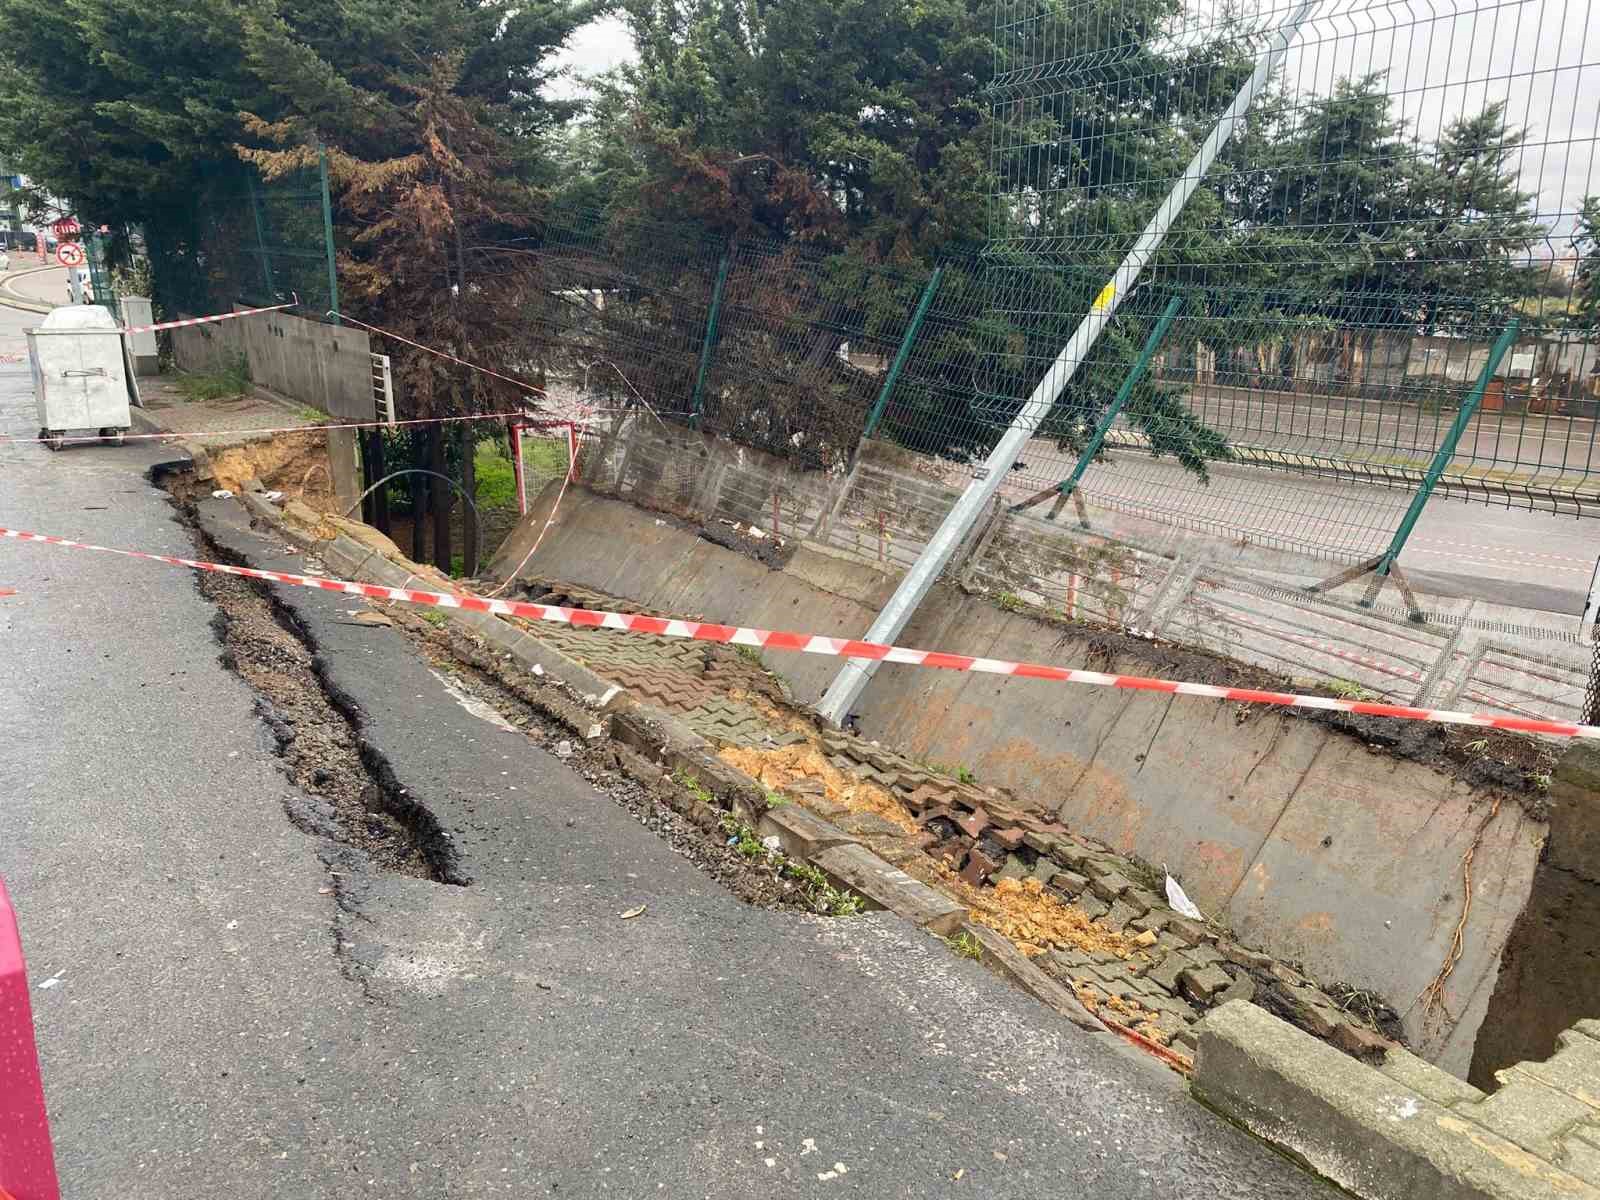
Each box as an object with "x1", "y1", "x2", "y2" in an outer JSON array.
[{"x1": 1164, "y1": 866, "x2": 1203, "y2": 920}]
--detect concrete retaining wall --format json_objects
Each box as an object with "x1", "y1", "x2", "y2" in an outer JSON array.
[
  {"x1": 171, "y1": 308, "x2": 374, "y2": 422},
  {"x1": 495, "y1": 460, "x2": 1557, "y2": 1076}
]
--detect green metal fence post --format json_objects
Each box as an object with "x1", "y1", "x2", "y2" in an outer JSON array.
[
  {"x1": 1371, "y1": 319, "x2": 1520, "y2": 579},
  {"x1": 862, "y1": 265, "x2": 945, "y2": 440},
  {"x1": 1308, "y1": 318, "x2": 1521, "y2": 618},
  {"x1": 690, "y1": 250, "x2": 733, "y2": 429},
  {"x1": 318, "y1": 145, "x2": 339, "y2": 323},
  {"x1": 247, "y1": 173, "x2": 277, "y2": 301},
  {"x1": 1011, "y1": 294, "x2": 1185, "y2": 517}
]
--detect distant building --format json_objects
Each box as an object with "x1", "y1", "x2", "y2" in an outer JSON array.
[{"x1": 0, "y1": 160, "x2": 29, "y2": 250}]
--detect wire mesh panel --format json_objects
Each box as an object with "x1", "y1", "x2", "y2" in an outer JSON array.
[
  {"x1": 983, "y1": 0, "x2": 1600, "y2": 542},
  {"x1": 155, "y1": 160, "x2": 337, "y2": 320}
]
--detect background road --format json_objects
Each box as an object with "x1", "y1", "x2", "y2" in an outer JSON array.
[
  {"x1": 0, "y1": 298, "x2": 1328, "y2": 1196},
  {"x1": 1, "y1": 263, "x2": 67, "y2": 306}
]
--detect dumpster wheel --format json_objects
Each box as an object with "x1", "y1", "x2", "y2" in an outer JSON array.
[
  {"x1": 40, "y1": 429, "x2": 64, "y2": 452},
  {"x1": 100, "y1": 427, "x2": 126, "y2": 447}
]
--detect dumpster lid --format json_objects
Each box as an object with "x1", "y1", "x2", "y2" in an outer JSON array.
[{"x1": 28, "y1": 304, "x2": 122, "y2": 335}]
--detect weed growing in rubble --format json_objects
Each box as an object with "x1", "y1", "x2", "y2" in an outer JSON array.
[
  {"x1": 1531, "y1": 772, "x2": 1552, "y2": 791},
  {"x1": 926, "y1": 761, "x2": 977, "y2": 785},
  {"x1": 715, "y1": 809, "x2": 865, "y2": 917},
  {"x1": 1465, "y1": 738, "x2": 1491, "y2": 756},
  {"x1": 996, "y1": 592, "x2": 1026, "y2": 614},
  {"x1": 420, "y1": 611, "x2": 448, "y2": 628},
  {"x1": 733, "y1": 644, "x2": 764, "y2": 665},
  {"x1": 674, "y1": 769, "x2": 716, "y2": 807},
  {"x1": 945, "y1": 931, "x2": 984, "y2": 962},
  {"x1": 764, "y1": 791, "x2": 789, "y2": 808},
  {"x1": 1325, "y1": 678, "x2": 1377, "y2": 701}
]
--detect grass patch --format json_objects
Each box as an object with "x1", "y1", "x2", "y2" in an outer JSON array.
[
  {"x1": 474, "y1": 437, "x2": 572, "y2": 510},
  {"x1": 175, "y1": 357, "x2": 251, "y2": 402},
  {"x1": 1324, "y1": 678, "x2": 1377, "y2": 701},
  {"x1": 475, "y1": 440, "x2": 517, "y2": 508}
]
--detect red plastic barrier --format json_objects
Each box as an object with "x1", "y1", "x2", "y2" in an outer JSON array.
[{"x1": 0, "y1": 878, "x2": 59, "y2": 1200}]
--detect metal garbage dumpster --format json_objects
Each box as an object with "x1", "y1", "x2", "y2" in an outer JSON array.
[{"x1": 26, "y1": 304, "x2": 133, "y2": 450}]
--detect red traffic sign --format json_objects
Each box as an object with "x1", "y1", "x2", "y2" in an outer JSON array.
[
  {"x1": 50, "y1": 217, "x2": 81, "y2": 237},
  {"x1": 55, "y1": 242, "x2": 85, "y2": 268}
]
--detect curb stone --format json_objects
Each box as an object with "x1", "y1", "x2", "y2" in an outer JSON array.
[{"x1": 1193, "y1": 1001, "x2": 1600, "y2": 1200}]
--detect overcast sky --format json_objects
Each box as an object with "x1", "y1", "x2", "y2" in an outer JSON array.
[
  {"x1": 547, "y1": 3, "x2": 1598, "y2": 239},
  {"x1": 548, "y1": 14, "x2": 634, "y2": 99}
]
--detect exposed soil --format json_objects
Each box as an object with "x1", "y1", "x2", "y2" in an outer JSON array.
[
  {"x1": 719, "y1": 742, "x2": 921, "y2": 834},
  {"x1": 186, "y1": 523, "x2": 446, "y2": 880},
  {"x1": 1037, "y1": 621, "x2": 1558, "y2": 813}
]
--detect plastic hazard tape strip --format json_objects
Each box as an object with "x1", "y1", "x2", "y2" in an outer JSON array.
[
  {"x1": 0, "y1": 410, "x2": 565, "y2": 446},
  {"x1": 3, "y1": 523, "x2": 1596, "y2": 740},
  {"x1": 120, "y1": 300, "x2": 295, "y2": 336}
]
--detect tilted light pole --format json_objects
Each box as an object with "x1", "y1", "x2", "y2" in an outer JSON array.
[{"x1": 817, "y1": 0, "x2": 1321, "y2": 725}]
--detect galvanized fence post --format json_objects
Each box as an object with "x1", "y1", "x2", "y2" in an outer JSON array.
[
  {"x1": 815, "y1": 0, "x2": 1317, "y2": 726},
  {"x1": 690, "y1": 250, "x2": 733, "y2": 429},
  {"x1": 862, "y1": 265, "x2": 945, "y2": 440}
]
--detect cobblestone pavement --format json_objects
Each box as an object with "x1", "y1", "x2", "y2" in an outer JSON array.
[{"x1": 514, "y1": 581, "x2": 1399, "y2": 1067}]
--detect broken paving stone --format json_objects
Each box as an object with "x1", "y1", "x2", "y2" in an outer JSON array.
[
  {"x1": 1148, "y1": 952, "x2": 1196, "y2": 993},
  {"x1": 1102, "y1": 899, "x2": 1142, "y2": 933},
  {"x1": 1072, "y1": 894, "x2": 1111, "y2": 922},
  {"x1": 835, "y1": 811, "x2": 908, "y2": 841},
  {"x1": 1219, "y1": 941, "x2": 1276, "y2": 972},
  {"x1": 1215, "y1": 969, "x2": 1255, "y2": 1007},
  {"x1": 1165, "y1": 916, "x2": 1211, "y2": 947},
  {"x1": 1130, "y1": 911, "x2": 1172, "y2": 936},
  {"x1": 905, "y1": 784, "x2": 946, "y2": 812},
  {"x1": 1049, "y1": 870, "x2": 1089, "y2": 897},
  {"x1": 954, "y1": 809, "x2": 990, "y2": 839},
  {"x1": 960, "y1": 849, "x2": 999, "y2": 888},
  {"x1": 1332, "y1": 1021, "x2": 1392, "y2": 1062},
  {"x1": 1023, "y1": 831, "x2": 1065, "y2": 856},
  {"x1": 1178, "y1": 963, "x2": 1233, "y2": 1005},
  {"x1": 1289, "y1": 989, "x2": 1343, "y2": 1039},
  {"x1": 992, "y1": 827, "x2": 1027, "y2": 851},
  {"x1": 1050, "y1": 842, "x2": 1091, "y2": 872},
  {"x1": 1090, "y1": 871, "x2": 1136, "y2": 903},
  {"x1": 1124, "y1": 887, "x2": 1162, "y2": 915},
  {"x1": 997, "y1": 854, "x2": 1030, "y2": 882},
  {"x1": 1029, "y1": 857, "x2": 1058, "y2": 884}
]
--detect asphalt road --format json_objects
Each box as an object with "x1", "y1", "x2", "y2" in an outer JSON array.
[
  {"x1": 0, "y1": 299, "x2": 1329, "y2": 1196},
  {"x1": 1181, "y1": 382, "x2": 1600, "y2": 477},
  {"x1": 1, "y1": 263, "x2": 67, "y2": 306}
]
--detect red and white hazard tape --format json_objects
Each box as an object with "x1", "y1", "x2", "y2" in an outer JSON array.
[
  {"x1": 0, "y1": 409, "x2": 567, "y2": 446},
  {"x1": 3, "y1": 523, "x2": 1595, "y2": 740},
  {"x1": 120, "y1": 300, "x2": 296, "y2": 336}
]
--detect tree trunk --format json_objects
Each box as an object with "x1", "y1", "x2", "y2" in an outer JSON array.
[
  {"x1": 460, "y1": 423, "x2": 479, "y2": 577},
  {"x1": 428, "y1": 421, "x2": 452, "y2": 573},
  {"x1": 410, "y1": 435, "x2": 428, "y2": 562}
]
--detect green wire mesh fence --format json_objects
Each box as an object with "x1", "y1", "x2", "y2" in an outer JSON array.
[
  {"x1": 976, "y1": 0, "x2": 1600, "y2": 558},
  {"x1": 155, "y1": 156, "x2": 338, "y2": 321}
]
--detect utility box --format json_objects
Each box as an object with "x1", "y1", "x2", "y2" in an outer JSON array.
[
  {"x1": 118, "y1": 296, "x2": 160, "y2": 376},
  {"x1": 26, "y1": 304, "x2": 133, "y2": 450}
]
